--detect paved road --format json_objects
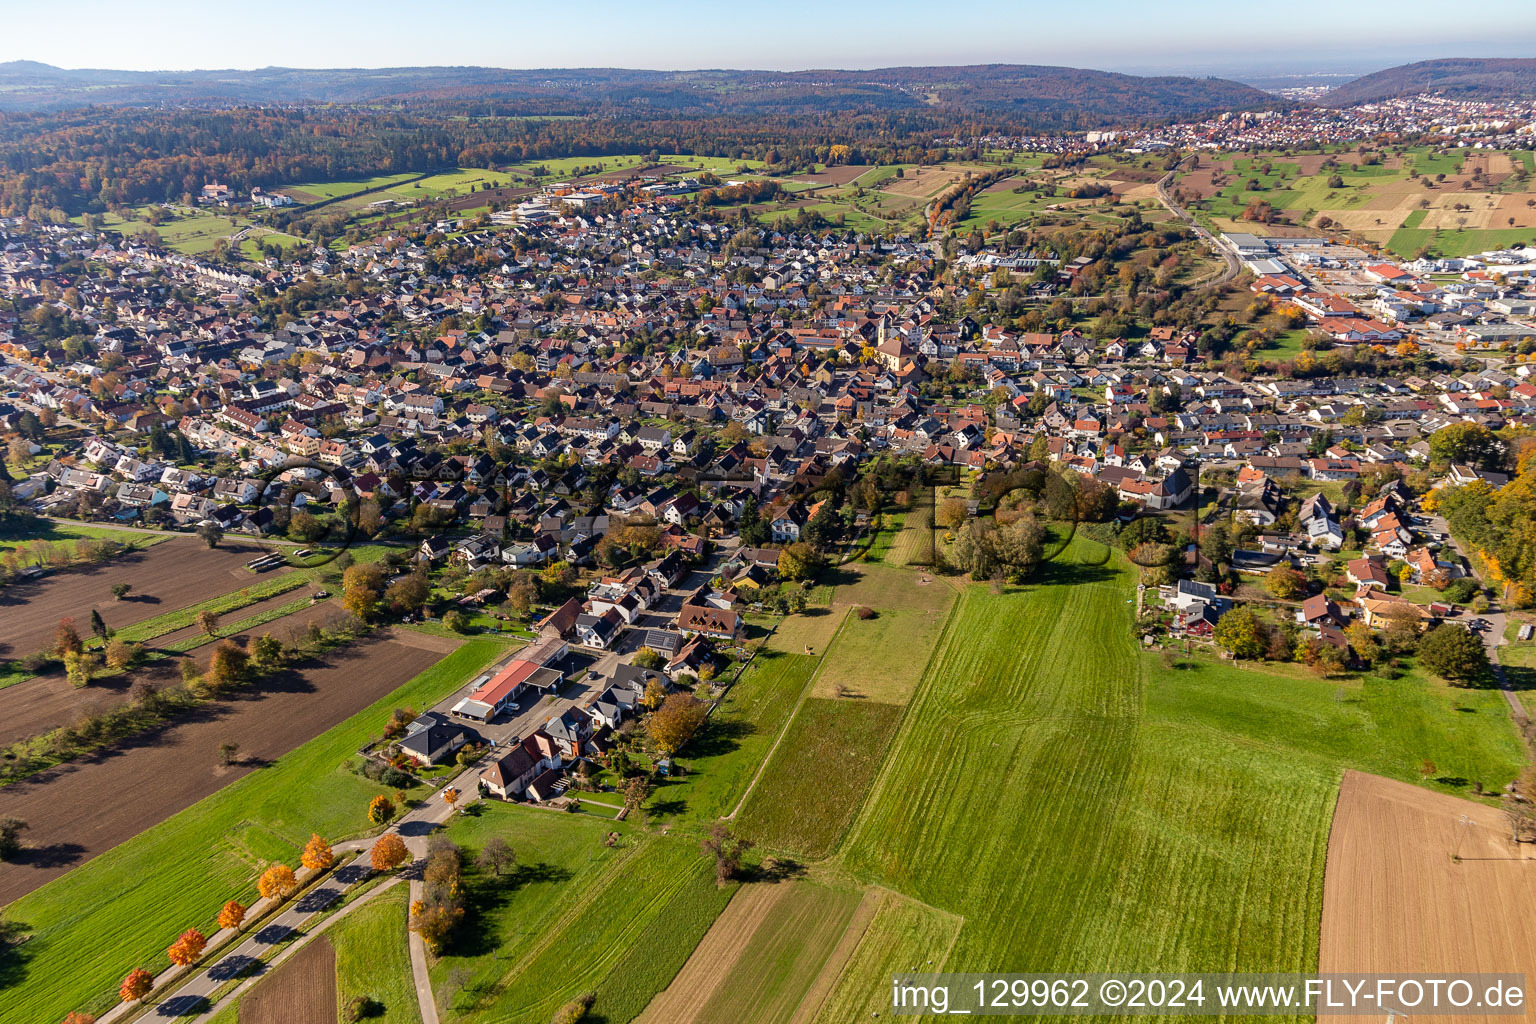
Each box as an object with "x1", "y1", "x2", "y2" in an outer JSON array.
[
  {"x1": 1156, "y1": 162, "x2": 1242, "y2": 293},
  {"x1": 1426, "y1": 512, "x2": 1525, "y2": 721},
  {"x1": 109, "y1": 756, "x2": 489, "y2": 1024}
]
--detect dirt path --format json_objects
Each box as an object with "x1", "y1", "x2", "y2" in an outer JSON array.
[{"x1": 1320, "y1": 770, "x2": 1536, "y2": 1023}]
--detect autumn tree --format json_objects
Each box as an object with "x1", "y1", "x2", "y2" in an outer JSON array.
[
  {"x1": 216, "y1": 899, "x2": 246, "y2": 931},
  {"x1": 53, "y1": 617, "x2": 83, "y2": 657},
  {"x1": 442, "y1": 787, "x2": 461, "y2": 808},
  {"x1": 647, "y1": 692, "x2": 709, "y2": 756},
  {"x1": 551, "y1": 994, "x2": 596, "y2": 1024},
  {"x1": 257, "y1": 863, "x2": 298, "y2": 902},
  {"x1": 1213, "y1": 607, "x2": 1267, "y2": 660},
  {"x1": 62, "y1": 1013, "x2": 97, "y2": 1024},
  {"x1": 248, "y1": 632, "x2": 283, "y2": 671},
  {"x1": 777, "y1": 542, "x2": 823, "y2": 582},
  {"x1": 1428, "y1": 422, "x2": 1503, "y2": 470},
  {"x1": 700, "y1": 822, "x2": 753, "y2": 886},
  {"x1": 935, "y1": 497, "x2": 968, "y2": 530},
  {"x1": 119, "y1": 968, "x2": 154, "y2": 1003},
  {"x1": 301, "y1": 833, "x2": 335, "y2": 872},
  {"x1": 641, "y1": 676, "x2": 668, "y2": 710},
  {"x1": 1380, "y1": 604, "x2": 1424, "y2": 653},
  {"x1": 1344, "y1": 621, "x2": 1379, "y2": 666},
  {"x1": 410, "y1": 899, "x2": 465, "y2": 954},
  {"x1": 64, "y1": 649, "x2": 100, "y2": 688},
  {"x1": 371, "y1": 833, "x2": 410, "y2": 872},
  {"x1": 368, "y1": 794, "x2": 396, "y2": 824},
  {"x1": 197, "y1": 609, "x2": 221, "y2": 636},
  {"x1": 166, "y1": 928, "x2": 207, "y2": 966},
  {"x1": 623, "y1": 776, "x2": 652, "y2": 811},
  {"x1": 104, "y1": 638, "x2": 141, "y2": 671},
  {"x1": 385, "y1": 572, "x2": 431, "y2": 617},
  {"x1": 342, "y1": 563, "x2": 387, "y2": 622},
  {"x1": 206, "y1": 640, "x2": 250, "y2": 690},
  {"x1": 1265, "y1": 565, "x2": 1307, "y2": 600}
]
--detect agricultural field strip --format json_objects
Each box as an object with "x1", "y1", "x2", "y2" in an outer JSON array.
[
  {"x1": 469, "y1": 835, "x2": 652, "y2": 1008},
  {"x1": 726, "y1": 606, "x2": 851, "y2": 819}
]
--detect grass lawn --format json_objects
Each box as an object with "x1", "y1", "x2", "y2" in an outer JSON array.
[
  {"x1": 1263, "y1": 328, "x2": 1313, "y2": 362},
  {"x1": 0, "y1": 640, "x2": 501, "y2": 1024},
  {"x1": 735, "y1": 698, "x2": 903, "y2": 859},
  {"x1": 0, "y1": 520, "x2": 174, "y2": 557},
  {"x1": 646, "y1": 649, "x2": 820, "y2": 825},
  {"x1": 806, "y1": 573, "x2": 955, "y2": 703},
  {"x1": 333, "y1": 886, "x2": 422, "y2": 1024},
  {"x1": 450, "y1": 832, "x2": 733, "y2": 1024},
  {"x1": 862, "y1": 512, "x2": 905, "y2": 563},
  {"x1": 837, "y1": 539, "x2": 1524, "y2": 988}
]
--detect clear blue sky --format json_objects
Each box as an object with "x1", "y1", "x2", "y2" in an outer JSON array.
[{"x1": 3, "y1": 0, "x2": 1533, "y2": 75}]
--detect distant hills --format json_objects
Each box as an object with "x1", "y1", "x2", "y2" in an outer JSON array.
[
  {"x1": 1322, "y1": 57, "x2": 1536, "y2": 106},
  {"x1": 0, "y1": 61, "x2": 1276, "y2": 127}
]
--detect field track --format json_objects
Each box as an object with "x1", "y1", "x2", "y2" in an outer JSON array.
[{"x1": 1320, "y1": 770, "x2": 1536, "y2": 1024}]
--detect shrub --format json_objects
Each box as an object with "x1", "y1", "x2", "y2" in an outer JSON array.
[
  {"x1": 855, "y1": 605, "x2": 876, "y2": 619},
  {"x1": 344, "y1": 995, "x2": 381, "y2": 1022}
]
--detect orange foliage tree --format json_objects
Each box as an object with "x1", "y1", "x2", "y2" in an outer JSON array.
[
  {"x1": 442, "y1": 787, "x2": 460, "y2": 807},
  {"x1": 371, "y1": 833, "x2": 409, "y2": 872},
  {"x1": 166, "y1": 928, "x2": 207, "y2": 967},
  {"x1": 300, "y1": 833, "x2": 334, "y2": 872},
  {"x1": 62, "y1": 1013, "x2": 97, "y2": 1024},
  {"x1": 368, "y1": 794, "x2": 395, "y2": 824},
  {"x1": 216, "y1": 900, "x2": 246, "y2": 931},
  {"x1": 257, "y1": 863, "x2": 298, "y2": 901},
  {"x1": 119, "y1": 968, "x2": 154, "y2": 1003}
]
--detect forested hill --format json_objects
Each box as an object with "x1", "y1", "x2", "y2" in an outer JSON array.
[
  {"x1": 1322, "y1": 57, "x2": 1536, "y2": 106},
  {"x1": 0, "y1": 61, "x2": 1275, "y2": 126}
]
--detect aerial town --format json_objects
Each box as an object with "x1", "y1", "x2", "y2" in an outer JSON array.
[{"x1": 1, "y1": 18, "x2": 1536, "y2": 1024}]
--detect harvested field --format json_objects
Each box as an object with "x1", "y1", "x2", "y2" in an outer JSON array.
[
  {"x1": 810, "y1": 891, "x2": 962, "y2": 1024},
  {"x1": 0, "y1": 538, "x2": 294, "y2": 659},
  {"x1": 1320, "y1": 770, "x2": 1536, "y2": 1024},
  {"x1": 790, "y1": 165, "x2": 871, "y2": 186},
  {"x1": 638, "y1": 881, "x2": 866, "y2": 1024},
  {"x1": 1495, "y1": 194, "x2": 1536, "y2": 228},
  {"x1": 241, "y1": 933, "x2": 337, "y2": 1024},
  {"x1": 767, "y1": 606, "x2": 845, "y2": 656},
  {"x1": 0, "y1": 631, "x2": 446, "y2": 903},
  {"x1": 0, "y1": 599, "x2": 344, "y2": 745},
  {"x1": 634, "y1": 882, "x2": 785, "y2": 1024},
  {"x1": 0, "y1": 659, "x2": 183, "y2": 746},
  {"x1": 881, "y1": 165, "x2": 987, "y2": 199}
]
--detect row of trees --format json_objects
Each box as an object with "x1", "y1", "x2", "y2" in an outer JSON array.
[{"x1": 111, "y1": 834, "x2": 337, "y2": 1011}]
